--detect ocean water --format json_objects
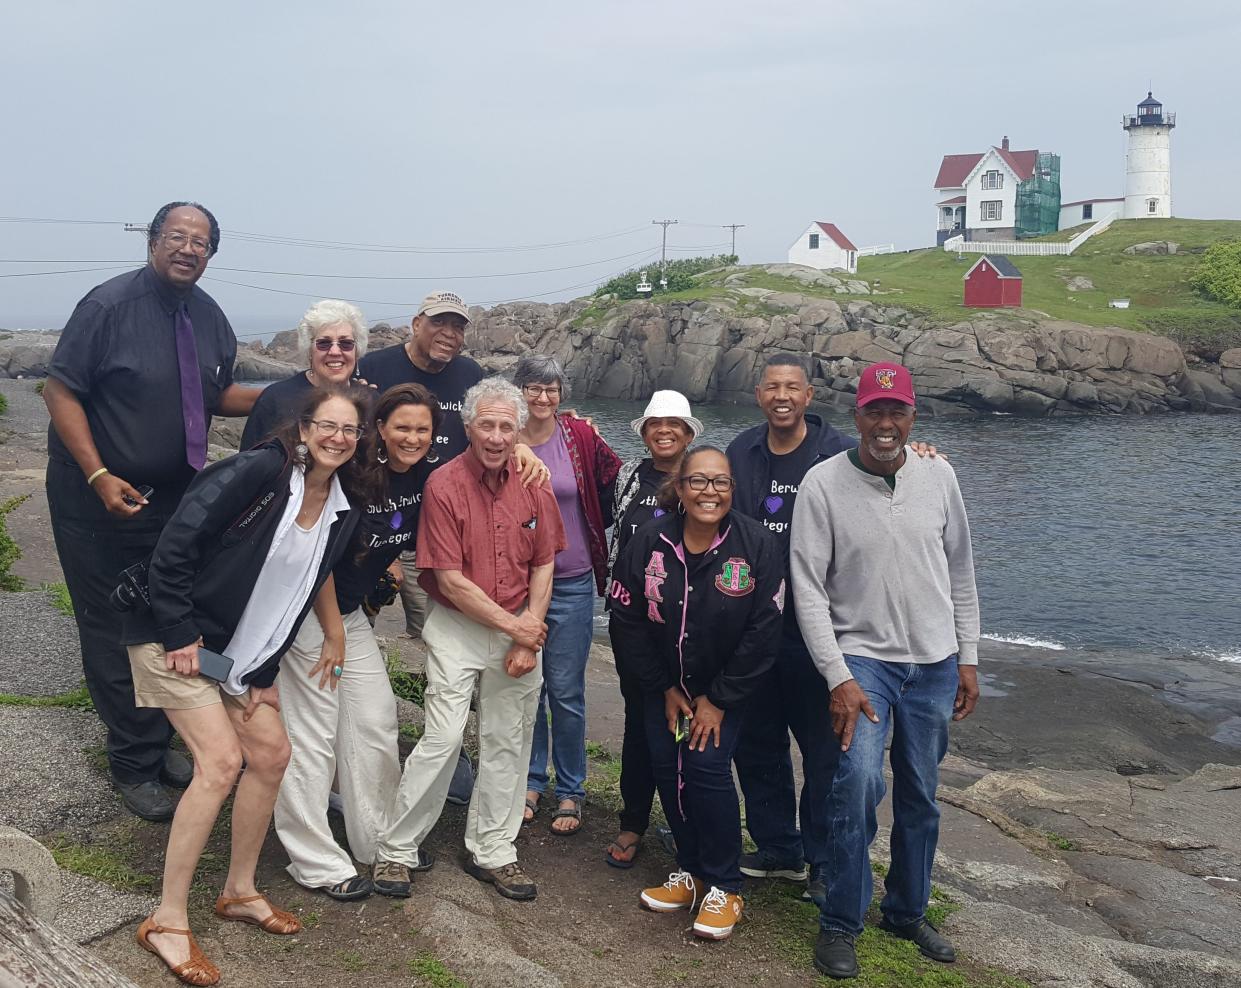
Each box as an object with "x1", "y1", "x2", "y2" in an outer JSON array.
[{"x1": 578, "y1": 399, "x2": 1241, "y2": 662}]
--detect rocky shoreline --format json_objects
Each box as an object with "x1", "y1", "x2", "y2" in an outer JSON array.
[
  {"x1": 6, "y1": 263, "x2": 1241, "y2": 416},
  {"x1": 2, "y1": 376, "x2": 1240, "y2": 986}
]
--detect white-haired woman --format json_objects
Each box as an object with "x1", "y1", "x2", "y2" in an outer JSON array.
[{"x1": 241, "y1": 300, "x2": 371, "y2": 449}]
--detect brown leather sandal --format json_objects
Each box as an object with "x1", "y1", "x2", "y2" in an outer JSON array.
[
  {"x1": 137, "y1": 916, "x2": 220, "y2": 987},
  {"x1": 213, "y1": 893, "x2": 302, "y2": 935}
]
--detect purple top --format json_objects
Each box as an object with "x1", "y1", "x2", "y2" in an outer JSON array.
[{"x1": 532, "y1": 428, "x2": 593, "y2": 579}]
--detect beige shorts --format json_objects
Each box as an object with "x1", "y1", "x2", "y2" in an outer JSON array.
[{"x1": 128, "y1": 642, "x2": 250, "y2": 711}]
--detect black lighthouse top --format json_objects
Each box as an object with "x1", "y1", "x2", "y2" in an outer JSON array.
[{"x1": 1125, "y1": 92, "x2": 1174, "y2": 129}]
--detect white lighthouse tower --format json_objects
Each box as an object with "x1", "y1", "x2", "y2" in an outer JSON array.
[{"x1": 1123, "y1": 92, "x2": 1175, "y2": 219}]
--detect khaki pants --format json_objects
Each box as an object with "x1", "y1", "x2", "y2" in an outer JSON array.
[
  {"x1": 274, "y1": 607, "x2": 401, "y2": 888},
  {"x1": 399, "y1": 552, "x2": 429, "y2": 638},
  {"x1": 377, "y1": 600, "x2": 542, "y2": 870}
]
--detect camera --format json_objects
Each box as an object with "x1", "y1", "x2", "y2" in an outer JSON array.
[
  {"x1": 362, "y1": 570, "x2": 400, "y2": 618},
  {"x1": 110, "y1": 560, "x2": 152, "y2": 613}
]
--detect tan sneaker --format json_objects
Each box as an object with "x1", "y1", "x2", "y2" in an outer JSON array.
[
  {"x1": 640, "y1": 871, "x2": 701, "y2": 912},
  {"x1": 693, "y1": 887, "x2": 743, "y2": 940}
]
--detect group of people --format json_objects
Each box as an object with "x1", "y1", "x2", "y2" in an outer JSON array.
[{"x1": 44, "y1": 201, "x2": 981, "y2": 985}]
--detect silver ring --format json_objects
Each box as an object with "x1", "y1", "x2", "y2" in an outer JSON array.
[{"x1": 332, "y1": 665, "x2": 343, "y2": 677}]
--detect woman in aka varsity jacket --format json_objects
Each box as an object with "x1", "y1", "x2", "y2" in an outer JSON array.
[
  {"x1": 608, "y1": 446, "x2": 783, "y2": 944},
  {"x1": 123, "y1": 386, "x2": 366, "y2": 988}
]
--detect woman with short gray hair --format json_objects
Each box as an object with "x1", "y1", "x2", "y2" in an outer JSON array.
[
  {"x1": 513, "y1": 354, "x2": 622, "y2": 835},
  {"x1": 241, "y1": 299, "x2": 371, "y2": 449}
]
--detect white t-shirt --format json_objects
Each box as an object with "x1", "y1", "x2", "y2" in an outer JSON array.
[{"x1": 222, "y1": 469, "x2": 350, "y2": 694}]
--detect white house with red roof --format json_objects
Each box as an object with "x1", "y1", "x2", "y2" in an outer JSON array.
[
  {"x1": 933, "y1": 137, "x2": 1055, "y2": 245},
  {"x1": 787, "y1": 221, "x2": 858, "y2": 274}
]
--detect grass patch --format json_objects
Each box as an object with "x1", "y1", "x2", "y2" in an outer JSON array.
[
  {"x1": 408, "y1": 951, "x2": 467, "y2": 988},
  {"x1": 43, "y1": 581, "x2": 74, "y2": 616},
  {"x1": 745, "y1": 881, "x2": 1028, "y2": 987},
  {"x1": 855, "y1": 217, "x2": 1241, "y2": 344},
  {"x1": 44, "y1": 832, "x2": 157, "y2": 893},
  {"x1": 386, "y1": 646, "x2": 427, "y2": 706},
  {"x1": 0, "y1": 494, "x2": 32, "y2": 591},
  {"x1": 336, "y1": 950, "x2": 373, "y2": 973},
  {"x1": 34, "y1": 379, "x2": 45, "y2": 395},
  {"x1": 584, "y1": 740, "x2": 623, "y2": 812},
  {"x1": 1044, "y1": 832, "x2": 1078, "y2": 852},
  {"x1": 0, "y1": 684, "x2": 93, "y2": 709},
  {"x1": 399, "y1": 722, "x2": 423, "y2": 742}
]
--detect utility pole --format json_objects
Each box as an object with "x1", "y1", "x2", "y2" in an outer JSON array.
[
  {"x1": 651, "y1": 219, "x2": 678, "y2": 284},
  {"x1": 722, "y1": 223, "x2": 745, "y2": 259},
  {"x1": 124, "y1": 222, "x2": 149, "y2": 259}
]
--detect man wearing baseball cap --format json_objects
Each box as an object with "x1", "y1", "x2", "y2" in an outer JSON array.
[{"x1": 790, "y1": 362, "x2": 981, "y2": 980}]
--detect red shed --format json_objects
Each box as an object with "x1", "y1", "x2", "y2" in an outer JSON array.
[{"x1": 963, "y1": 254, "x2": 1023, "y2": 308}]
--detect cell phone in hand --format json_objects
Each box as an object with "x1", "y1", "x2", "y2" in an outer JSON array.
[
  {"x1": 122, "y1": 485, "x2": 155, "y2": 508},
  {"x1": 675, "y1": 712, "x2": 690, "y2": 743},
  {"x1": 196, "y1": 647, "x2": 235, "y2": 683}
]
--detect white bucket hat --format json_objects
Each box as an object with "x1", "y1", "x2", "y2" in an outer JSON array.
[{"x1": 630, "y1": 390, "x2": 704, "y2": 439}]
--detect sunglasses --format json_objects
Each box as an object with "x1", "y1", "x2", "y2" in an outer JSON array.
[{"x1": 314, "y1": 337, "x2": 357, "y2": 352}]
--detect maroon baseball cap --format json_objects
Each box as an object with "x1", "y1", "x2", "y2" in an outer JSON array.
[{"x1": 856, "y1": 362, "x2": 916, "y2": 407}]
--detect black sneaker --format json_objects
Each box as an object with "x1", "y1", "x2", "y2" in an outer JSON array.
[
  {"x1": 159, "y1": 749, "x2": 193, "y2": 789},
  {"x1": 802, "y1": 868, "x2": 827, "y2": 908},
  {"x1": 464, "y1": 857, "x2": 537, "y2": 901},
  {"x1": 879, "y1": 916, "x2": 956, "y2": 963},
  {"x1": 372, "y1": 859, "x2": 412, "y2": 898},
  {"x1": 739, "y1": 849, "x2": 808, "y2": 882},
  {"x1": 411, "y1": 848, "x2": 435, "y2": 873},
  {"x1": 115, "y1": 780, "x2": 174, "y2": 822},
  {"x1": 814, "y1": 930, "x2": 859, "y2": 979}
]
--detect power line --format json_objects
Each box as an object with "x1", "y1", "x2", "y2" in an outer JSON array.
[
  {"x1": 651, "y1": 219, "x2": 678, "y2": 280},
  {"x1": 722, "y1": 224, "x2": 745, "y2": 256}
]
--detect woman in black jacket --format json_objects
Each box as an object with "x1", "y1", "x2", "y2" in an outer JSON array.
[
  {"x1": 124, "y1": 386, "x2": 367, "y2": 987},
  {"x1": 608, "y1": 446, "x2": 783, "y2": 943}
]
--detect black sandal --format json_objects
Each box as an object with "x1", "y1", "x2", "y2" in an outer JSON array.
[
  {"x1": 323, "y1": 875, "x2": 373, "y2": 901},
  {"x1": 549, "y1": 798, "x2": 583, "y2": 837}
]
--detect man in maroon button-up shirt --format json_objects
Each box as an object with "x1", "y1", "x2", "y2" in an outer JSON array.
[{"x1": 374, "y1": 378, "x2": 565, "y2": 902}]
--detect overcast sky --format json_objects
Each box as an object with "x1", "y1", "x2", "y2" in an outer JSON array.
[{"x1": 2, "y1": 1, "x2": 1236, "y2": 338}]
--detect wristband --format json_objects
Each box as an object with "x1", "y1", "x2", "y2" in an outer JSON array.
[{"x1": 86, "y1": 467, "x2": 109, "y2": 487}]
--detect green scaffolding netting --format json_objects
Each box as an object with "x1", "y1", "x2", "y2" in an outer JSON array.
[{"x1": 1015, "y1": 153, "x2": 1061, "y2": 238}]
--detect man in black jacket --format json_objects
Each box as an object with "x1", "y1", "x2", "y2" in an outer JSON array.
[{"x1": 726, "y1": 354, "x2": 855, "y2": 902}]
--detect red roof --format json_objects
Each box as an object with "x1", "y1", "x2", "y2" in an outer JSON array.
[
  {"x1": 937, "y1": 195, "x2": 966, "y2": 205},
  {"x1": 934, "y1": 146, "x2": 1038, "y2": 188},
  {"x1": 1060, "y1": 197, "x2": 1123, "y2": 208},
  {"x1": 814, "y1": 222, "x2": 857, "y2": 252}
]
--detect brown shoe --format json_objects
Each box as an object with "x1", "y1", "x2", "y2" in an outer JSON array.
[
  {"x1": 213, "y1": 893, "x2": 301, "y2": 935},
  {"x1": 464, "y1": 857, "x2": 537, "y2": 901},
  {"x1": 137, "y1": 917, "x2": 220, "y2": 986}
]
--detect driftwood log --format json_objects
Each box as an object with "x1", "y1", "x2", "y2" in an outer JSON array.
[{"x1": 0, "y1": 889, "x2": 140, "y2": 988}]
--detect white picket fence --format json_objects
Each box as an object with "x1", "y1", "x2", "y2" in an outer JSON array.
[
  {"x1": 942, "y1": 212, "x2": 1117, "y2": 257},
  {"x1": 857, "y1": 244, "x2": 895, "y2": 257}
]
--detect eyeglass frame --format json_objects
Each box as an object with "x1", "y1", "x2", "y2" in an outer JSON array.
[
  {"x1": 679, "y1": 473, "x2": 735, "y2": 493},
  {"x1": 313, "y1": 337, "x2": 357, "y2": 352},
  {"x1": 521, "y1": 384, "x2": 562, "y2": 399},
  {"x1": 159, "y1": 231, "x2": 215, "y2": 257},
  {"x1": 305, "y1": 418, "x2": 364, "y2": 441}
]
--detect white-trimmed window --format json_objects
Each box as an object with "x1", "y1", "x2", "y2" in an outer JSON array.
[
  {"x1": 981, "y1": 170, "x2": 1003, "y2": 190},
  {"x1": 981, "y1": 200, "x2": 1003, "y2": 222},
  {"x1": 1148, "y1": 198, "x2": 1158, "y2": 214},
  {"x1": 808, "y1": 233, "x2": 820, "y2": 249}
]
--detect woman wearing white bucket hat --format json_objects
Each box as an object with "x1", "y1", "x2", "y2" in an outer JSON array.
[{"x1": 604, "y1": 390, "x2": 702, "y2": 869}]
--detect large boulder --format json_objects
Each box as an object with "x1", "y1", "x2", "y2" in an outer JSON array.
[
  {"x1": 0, "y1": 332, "x2": 59, "y2": 378},
  {"x1": 1123, "y1": 241, "x2": 1180, "y2": 255}
]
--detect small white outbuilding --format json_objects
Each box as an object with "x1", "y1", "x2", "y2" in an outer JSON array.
[{"x1": 787, "y1": 221, "x2": 858, "y2": 274}]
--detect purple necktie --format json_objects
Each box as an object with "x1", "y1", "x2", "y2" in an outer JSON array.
[{"x1": 174, "y1": 304, "x2": 208, "y2": 471}]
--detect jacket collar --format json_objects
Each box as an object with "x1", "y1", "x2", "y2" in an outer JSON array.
[{"x1": 744, "y1": 412, "x2": 827, "y2": 455}]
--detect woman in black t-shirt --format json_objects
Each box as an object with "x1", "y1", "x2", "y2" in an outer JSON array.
[{"x1": 272, "y1": 383, "x2": 441, "y2": 901}]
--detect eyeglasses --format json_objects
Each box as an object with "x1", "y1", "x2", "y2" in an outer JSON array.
[
  {"x1": 313, "y1": 337, "x2": 357, "y2": 352},
  {"x1": 160, "y1": 232, "x2": 213, "y2": 256},
  {"x1": 307, "y1": 419, "x2": 364, "y2": 440},
  {"x1": 681, "y1": 474, "x2": 734, "y2": 493},
  {"x1": 522, "y1": 385, "x2": 562, "y2": 399}
]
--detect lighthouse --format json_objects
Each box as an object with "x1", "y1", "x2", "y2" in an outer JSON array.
[{"x1": 1122, "y1": 92, "x2": 1175, "y2": 219}]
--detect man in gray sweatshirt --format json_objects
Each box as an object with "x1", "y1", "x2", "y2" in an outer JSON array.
[{"x1": 790, "y1": 361, "x2": 981, "y2": 981}]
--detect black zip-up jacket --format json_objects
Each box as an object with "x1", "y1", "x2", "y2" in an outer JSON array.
[
  {"x1": 122, "y1": 442, "x2": 360, "y2": 689},
  {"x1": 725, "y1": 412, "x2": 856, "y2": 523},
  {"x1": 607, "y1": 510, "x2": 784, "y2": 709}
]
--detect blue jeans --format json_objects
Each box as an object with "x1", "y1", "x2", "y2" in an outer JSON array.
[
  {"x1": 734, "y1": 632, "x2": 838, "y2": 870},
  {"x1": 527, "y1": 573, "x2": 596, "y2": 801},
  {"x1": 645, "y1": 693, "x2": 745, "y2": 893},
  {"x1": 820, "y1": 654, "x2": 959, "y2": 936}
]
